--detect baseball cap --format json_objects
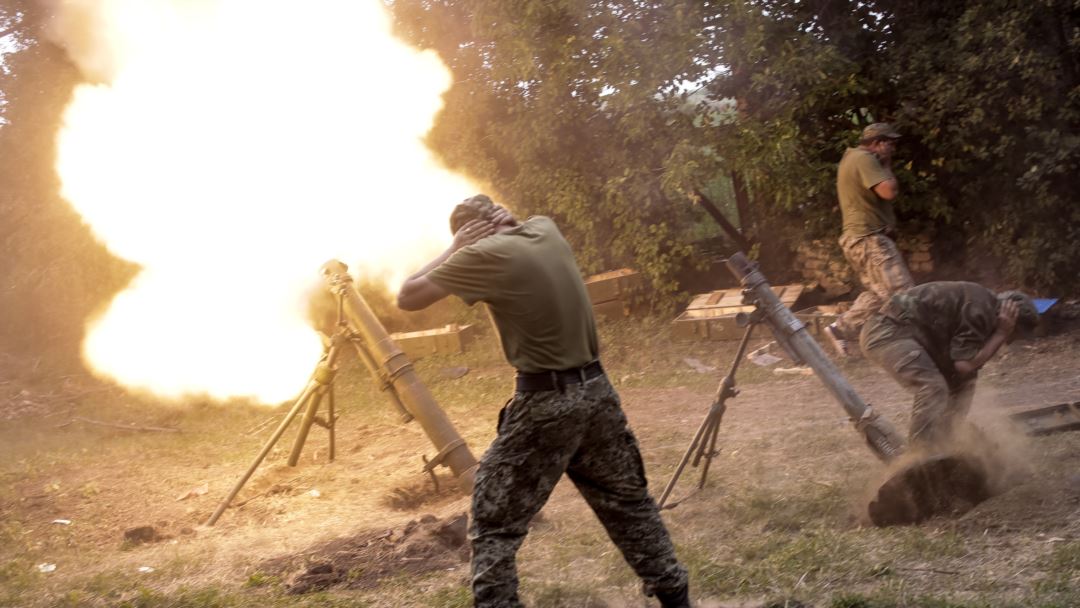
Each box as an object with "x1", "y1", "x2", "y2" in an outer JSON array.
[
  {"x1": 861, "y1": 123, "x2": 901, "y2": 141},
  {"x1": 997, "y1": 290, "x2": 1040, "y2": 329}
]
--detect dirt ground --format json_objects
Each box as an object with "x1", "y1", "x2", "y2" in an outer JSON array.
[{"x1": 1, "y1": 317, "x2": 1078, "y2": 607}]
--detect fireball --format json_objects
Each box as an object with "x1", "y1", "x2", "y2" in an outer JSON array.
[{"x1": 50, "y1": 0, "x2": 475, "y2": 403}]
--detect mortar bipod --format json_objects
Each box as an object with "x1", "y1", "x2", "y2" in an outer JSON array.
[
  {"x1": 656, "y1": 304, "x2": 764, "y2": 510},
  {"x1": 205, "y1": 262, "x2": 480, "y2": 526},
  {"x1": 205, "y1": 330, "x2": 345, "y2": 526}
]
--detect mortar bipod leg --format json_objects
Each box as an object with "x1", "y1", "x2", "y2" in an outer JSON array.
[
  {"x1": 288, "y1": 339, "x2": 343, "y2": 466},
  {"x1": 206, "y1": 381, "x2": 319, "y2": 526},
  {"x1": 657, "y1": 322, "x2": 755, "y2": 509},
  {"x1": 205, "y1": 339, "x2": 344, "y2": 526},
  {"x1": 327, "y1": 381, "x2": 336, "y2": 461},
  {"x1": 656, "y1": 407, "x2": 715, "y2": 509},
  {"x1": 693, "y1": 321, "x2": 754, "y2": 491},
  {"x1": 695, "y1": 402, "x2": 726, "y2": 490},
  {"x1": 287, "y1": 385, "x2": 328, "y2": 466}
]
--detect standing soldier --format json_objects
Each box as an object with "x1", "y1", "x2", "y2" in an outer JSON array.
[
  {"x1": 826, "y1": 122, "x2": 915, "y2": 357},
  {"x1": 860, "y1": 281, "x2": 1038, "y2": 449},
  {"x1": 397, "y1": 195, "x2": 690, "y2": 608}
]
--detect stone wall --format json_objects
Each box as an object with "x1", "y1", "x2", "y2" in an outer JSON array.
[{"x1": 794, "y1": 233, "x2": 933, "y2": 297}]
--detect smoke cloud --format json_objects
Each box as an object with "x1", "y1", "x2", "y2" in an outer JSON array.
[{"x1": 46, "y1": 0, "x2": 479, "y2": 403}]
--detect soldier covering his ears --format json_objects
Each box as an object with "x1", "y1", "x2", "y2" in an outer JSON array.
[{"x1": 397, "y1": 195, "x2": 690, "y2": 607}]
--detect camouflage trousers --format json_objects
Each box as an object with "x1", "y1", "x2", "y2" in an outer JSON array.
[
  {"x1": 861, "y1": 315, "x2": 975, "y2": 449},
  {"x1": 835, "y1": 232, "x2": 914, "y2": 341},
  {"x1": 469, "y1": 374, "x2": 688, "y2": 607}
]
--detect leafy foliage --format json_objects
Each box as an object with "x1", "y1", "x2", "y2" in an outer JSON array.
[
  {"x1": 0, "y1": 2, "x2": 136, "y2": 358},
  {"x1": 390, "y1": 0, "x2": 1080, "y2": 295},
  {"x1": 0, "y1": 0, "x2": 1077, "y2": 362},
  {"x1": 390, "y1": 1, "x2": 729, "y2": 305},
  {"x1": 883, "y1": 1, "x2": 1080, "y2": 290}
]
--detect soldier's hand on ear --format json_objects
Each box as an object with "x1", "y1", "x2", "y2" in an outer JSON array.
[
  {"x1": 997, "y1": 299, "x2": 1019, "y2": 336},
  {"x1": 489, "y1": 206, "x2": 516, "y2": 227},
  {"x1": 452, "y1": 218, "x2": 496, "y2": 251}
]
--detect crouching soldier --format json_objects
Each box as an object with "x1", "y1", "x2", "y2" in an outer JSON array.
[
  {"x1": 397, "y1": 195, "x2": 690, "y2": 607},
  {"x1": 860, "y1": 281, "x2": 1038, "y2": 450}
]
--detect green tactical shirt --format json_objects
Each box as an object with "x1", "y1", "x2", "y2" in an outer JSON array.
[
  {"x1": 882, "y1": 281, "x2": 1000, "y2": 367},
  {"x1": 426, "y1": 216, "x2": 600, "y2": 373},
  {"x1": 837, "y1": 147, "x2": 896, "y2": 238}
]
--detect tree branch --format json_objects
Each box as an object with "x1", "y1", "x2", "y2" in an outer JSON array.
[{"x1": 690, "y1": 188, "x2": 754, "y2": 252}]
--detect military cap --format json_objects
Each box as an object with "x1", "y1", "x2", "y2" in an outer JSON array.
[
  {"x1": 860, "y1": 122, "x2": 901, "y2": 141},
  {"x1": 997, "y1": 290, "x2": 1040, "y2": 329}
]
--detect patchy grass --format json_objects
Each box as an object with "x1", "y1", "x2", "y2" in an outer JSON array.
[
  {"x1": 685, "y1": 528, "x2": 862, "y2": 598},
  {"x1": 1034, "y1": 540, "x2": 1080, "y2": 595},
  {"x1": 528, "y1": 583, "x2": 611, "y2": 608},
  {"x1": 1, "y1": 317, "x2": 1078, "y2": 607},
  {"x1": 423, "y1": 585, "x2": 472, "y2": 608}
]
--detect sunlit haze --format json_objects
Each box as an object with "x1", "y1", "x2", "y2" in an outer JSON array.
[{"x1": 51, "y1": 0, "x2": 477, "y2": 404}]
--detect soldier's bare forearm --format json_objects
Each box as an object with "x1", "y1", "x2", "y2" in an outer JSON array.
[
  {"x1": 953, "y1": 330, "x2": 1009, "y2": 376},
  {"x1": 404, "y1": 247, "x2": 455, "y2": 283}
]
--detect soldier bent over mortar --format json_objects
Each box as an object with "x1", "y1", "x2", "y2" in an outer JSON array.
[
  {"x1": 397, "y1": 195, "x2": 690, "y2": 607},
  {"x1": 859, "y1": 281, "x2": 1038, "y2": 450}
]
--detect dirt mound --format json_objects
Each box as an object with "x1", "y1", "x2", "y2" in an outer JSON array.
[
  {"x1": 381, "y1": 478, "x2": 463, "y2": 511},
  {"x1": 260, "y1": 512, "x2": 470, "y2": 594},
  {"x1": 868, "y1": 453, "x2": 991, "y2": 526}
]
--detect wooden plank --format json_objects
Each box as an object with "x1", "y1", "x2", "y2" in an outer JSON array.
[
  {"x1": 686, "y1": 284, "x2": 803, "y2": 313},
  {"x1": 1008, "y1": 402, "x2": 1080, "y2": 436},
  {"x1": 675, "y1": 283, "x2": 806, "y2": 342},
  {"x1": 593, "y1": 299, "x2": 629, "y2": 319},
  {"x1": 584, "y1": 268, "x2": 642, "y2": 304},
  {"x1": 389, "y1": 324, "x2": 477, "y2": 359},
  {"x1": 794, "y1": 305, "x2": 840, "y2": 339}
]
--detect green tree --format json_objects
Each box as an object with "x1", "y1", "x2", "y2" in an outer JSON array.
[
  {"x1": 670, "y1": 0, "x2": 1080, "y2": 291},
  {"x1": 882, "y1": 0, "x2": 1080, "y2": 289},
  {"x1": 390, "y1": 0, "x2": 1080, "y2": 295},
  {"x1": 0, "y1": 1, "x2": 134, "y2": 358},
  {"x1": 391, "y1": 1, "x2": 737, "y2": 305}
]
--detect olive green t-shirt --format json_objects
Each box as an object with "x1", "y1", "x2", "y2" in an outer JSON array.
[
  {"x1": 837, "y1": 147, "x2": 896, "y2": 238},
  {"x1": 426, "y1": 216, "x2": 599, "y2": 373},
  {"x1": 882, "y1": 281, "x2": 999, "y2": 365}
]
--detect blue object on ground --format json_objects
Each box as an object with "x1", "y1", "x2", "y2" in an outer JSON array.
[{"x1": 1033, "y1": 298, "x2": 1059, "y2": 315}]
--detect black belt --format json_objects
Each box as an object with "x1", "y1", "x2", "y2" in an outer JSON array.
[{"x1": 515, "y1": 361, "x2": 605, "y2": 392}]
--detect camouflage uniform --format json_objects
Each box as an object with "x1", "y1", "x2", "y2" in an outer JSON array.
[
  {"x1": 859, "y1": 282, "x2": 1002, "y2": 448},
  {"x1": 832, "y1": 125, "x2": 913, "y2": 344},
  {"x1": 834, "y1": 232, "x2": 915, "y2": 339},
  {"x1": 424, "y1": 208, "x2": 688, "y2": 606},
  {"x1": 470, "y1": 374, "x2": 688, "y2": 607}
]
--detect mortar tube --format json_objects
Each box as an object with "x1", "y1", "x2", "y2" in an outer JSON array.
[
  {"x1": 348, "y1": 338, "x2": 414, "y2": 423},
  {"x1": 321, "y1": 261, "x2": 478, "y2": 492},
  {"x1": 725, "y1": 252, "x2": 905, "y2": 461}
]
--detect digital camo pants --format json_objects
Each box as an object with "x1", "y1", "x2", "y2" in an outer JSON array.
[
  {"x1": 835, "y1": 232, "x2": 915, "y2": 341},
  {"x1": 861, "y1": 315, "x2": 975, "y2": 449},
  {"x1": 469, "y1": 375, "x2": 687, "y2": 607}
]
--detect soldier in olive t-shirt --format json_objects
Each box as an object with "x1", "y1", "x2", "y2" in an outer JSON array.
[
  {"x1": 826, "y1": 122, "x2": 915, "y2": 358},
  {"x1": 426, "y1": 215, "x2": 599, "y2": 373},
  {"x1": 396, "y1": 195, "x2": 690, "y2": 608},
  {"x1": 837, "y1": 147, "x2": 897, "y2": 238}
]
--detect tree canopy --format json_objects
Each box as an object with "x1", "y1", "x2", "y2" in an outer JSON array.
[
  {"x1": 0, "y1": 1, "x2": 135, "y2": 357},
  {"x1": 0, "y1": 0, "x2": 1077, "y2": 360},
  {"x1": 390, "y1": 0, "x2": 1080, "y2": 297}
]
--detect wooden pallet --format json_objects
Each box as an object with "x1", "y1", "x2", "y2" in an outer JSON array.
[
  {"x1": 584, "y1": 268, "x2": 642, "y2": 319},
  {"x1": 672, "y1": 284, "x2": 804, "y2": 341},
  {"x1": 1008, "y1": 401, "x2": 1080, "y2": 436},
  {"x1": 389, "y1": 324, "x2": 478, "y2": 359}
]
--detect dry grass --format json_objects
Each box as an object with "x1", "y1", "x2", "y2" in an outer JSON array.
[{"x1": 1, "y1": 318, "x2": 1078, "y2": 607}]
